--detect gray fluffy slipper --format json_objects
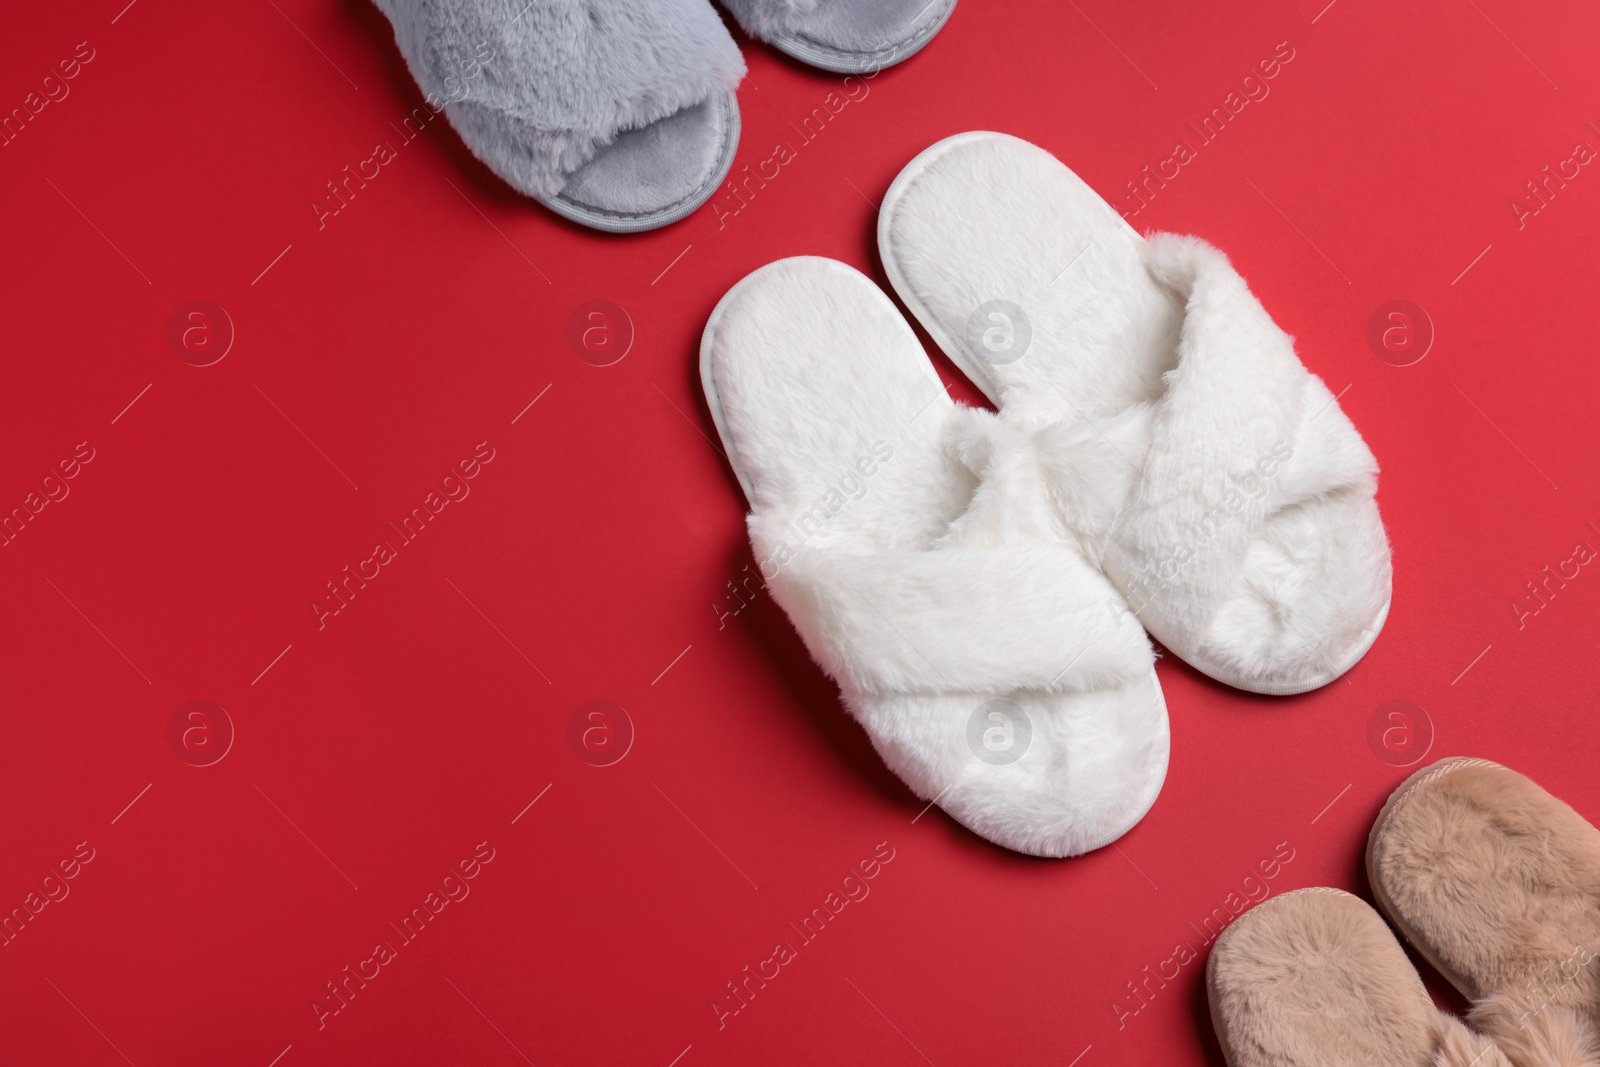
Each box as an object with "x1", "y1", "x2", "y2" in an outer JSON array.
[
  {"x1": 720, "y1": 0, "x2": 956, "y2": 73},
  {"x1": 375, "y1": 0, "x2": 745, "y2": 232}
]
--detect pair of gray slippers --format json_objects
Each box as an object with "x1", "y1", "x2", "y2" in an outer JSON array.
[{"x1": 374, "y1": 0, "x2": 957, "y2": 233}]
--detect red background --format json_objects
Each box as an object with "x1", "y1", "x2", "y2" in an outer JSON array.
[{"x1": 2, "y1": 0, "x2": 1598, "y2": 1063}]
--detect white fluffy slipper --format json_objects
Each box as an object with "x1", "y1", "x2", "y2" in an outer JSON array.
[
  {"x1": 878, "y1": 132, "x2": 1392, "y2": 695},
  {"x1": 375, "y1": 0, "x2": 744, "y2": 233},
  {"x1": 720, "y1": 0, "x2": 956, "y2": 74},
  {"x1": 700, "y1": 256, "x2": 1168, "y2": 857}
]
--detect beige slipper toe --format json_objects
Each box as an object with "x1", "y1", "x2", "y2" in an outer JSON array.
[
  {"x1": 1208, "y1": 887, "x2": 1510, "y2": 1067},
  {"x1": 1368, "y1": 757, "x2": 1600, "y2": 1062}
]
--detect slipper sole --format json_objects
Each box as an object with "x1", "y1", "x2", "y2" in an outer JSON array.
[{"x1": 764, "y1": 0, "x2": 958, "y2": 74}]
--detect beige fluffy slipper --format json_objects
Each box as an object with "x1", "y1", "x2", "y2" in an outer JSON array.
[
  {"x1": 1368, "y1": 757, "x2": 1600, "y2": 1065},
  {"x1": 1208, "y1": 887, "x2": 1511, "y2": 1066}
]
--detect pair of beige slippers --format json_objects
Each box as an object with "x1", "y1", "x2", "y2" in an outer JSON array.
[{"x1": 1211, "y1": 758, "x2": 1600, "y2": 1067}]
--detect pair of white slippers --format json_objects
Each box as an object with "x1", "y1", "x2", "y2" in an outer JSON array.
[{"x1": 702, "y1": 133, "x2": 1392, "y2": 857}]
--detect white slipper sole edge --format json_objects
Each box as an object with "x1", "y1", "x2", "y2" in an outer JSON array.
[{"x1": 1188, "y1": 590, "x2": 1392, "y2": 696}]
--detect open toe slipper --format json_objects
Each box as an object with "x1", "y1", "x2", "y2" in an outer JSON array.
[
  {"x1": 1208, "y1": 888, "x2": 1513, "y2": 1067},
  {"x1": 878, "y1": 131, "x2": 1392, "y2": 695},
  {"x1": 700, "y1": 256, "x2": 1168, "y2": 857},
  {"x1": 1368, "y1": 757, "x2": 1600, "y2": 1062},
  {"x1": 376, "y1": 0, "x2": 745, "y2": 233},
  {"x1": 720, "y1": 0, "x2": 956, "y2": 73}
]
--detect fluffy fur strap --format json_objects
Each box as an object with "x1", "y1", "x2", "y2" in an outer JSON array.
[
  {"x1": 719, "y1": 0, "x2": 821, "y2": 38},
  {"x1": 375, "y1": 0, "x2": 744, "y2": 195},
  {"x1": 767, "y1": 543, "x2": 1151, "y2": 698},
  {"x1": 749, "y1": 405, "x2": 1151, "y2": 699},
  {"x1": 1434, "y1": 1013, "x2": 1517, "y2": 1067},
  {"x1": 1091, "y1": 234, "x2": 1378, "y2": 645},
  {"x1": 1465, "y1": 996, "x2": 1600, "y2": 1067}
]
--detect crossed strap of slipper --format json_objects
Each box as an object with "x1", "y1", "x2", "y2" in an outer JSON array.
[
  {"x1": 372, "y1": 0, "x2": 958, "y2": 232},
  {"x1": 1211, "y1": 758, "x2": 1600, "y2": 1067},
  {"x1": 702, "y1": 132, "x2": 1391, "y2": 857}
]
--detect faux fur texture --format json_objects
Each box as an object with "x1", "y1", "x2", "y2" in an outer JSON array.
[
  {"x1": 879, "y1": 131, "x2": 1392, "y2": 693},
  {"x1": 1471, "y1": 997, "x2": 1600, "y2": 1067},
  {"x1": 374, "y1": 0, "x2": 744, "y2": 197},
  {"x1": 1435, "y1": 1013, "x2": 1518, "y2": 1067},
  {"x1": 1104, "y1": 234, "x2": 1390, "y2": 688},
  {"x1": 720, "y1": 0, "x2": 820, "y2": 37},
  {"x1": 702, "y1": 257, "x2": 1168, "y2": 857},
  {"x1": 1369, "y1": 758, "x2": 1600, "y2": 1065},
  {"x1": 1208, "y1": 888, "x2": 1513, "y2": 1067}
]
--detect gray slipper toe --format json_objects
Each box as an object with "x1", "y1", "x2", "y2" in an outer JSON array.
[
  {"x1": 539, "y1": 90, "x2": 740, "y2": 232},
  {"x1": 722, "y1": 0, "x2": 956, "y2": 74},
  {"x1": 376, "y1": 0, "x2": 745, "y2": 233}
]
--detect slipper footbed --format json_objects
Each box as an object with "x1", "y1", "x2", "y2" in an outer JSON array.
[
  {"x1": 544, "y1": 92, "x2": 738, "y2": 219},
  {"x1": 702, "y1": 256, "x2": 960, "y2": 536}
]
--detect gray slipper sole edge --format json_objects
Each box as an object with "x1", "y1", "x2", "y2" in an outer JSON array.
[
  {"x1": 765, "y1": 0, "x2": 958, "y2": 74},
  {"x1": 538, "y1": 90, "x2": 741, "y2": 234}
]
